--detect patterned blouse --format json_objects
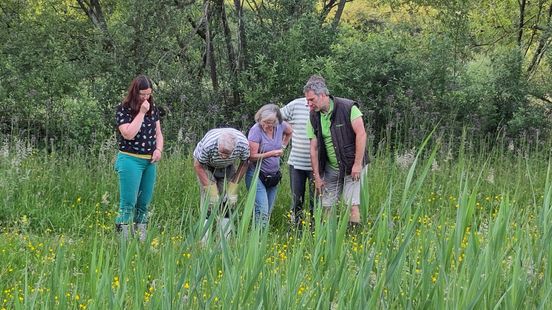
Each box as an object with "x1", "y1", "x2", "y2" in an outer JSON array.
[{"x1": 116, "y1": 104, "x2": 160, "y2": 155}]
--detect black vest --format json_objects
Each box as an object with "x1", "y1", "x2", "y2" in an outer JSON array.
[{"x1": 310, "y1": 96, "x2": 367, "y2": 178}]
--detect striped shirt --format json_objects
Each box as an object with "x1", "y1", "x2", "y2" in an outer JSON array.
[
  {"x1": 193, "y1": 128, "x2": 250, "y2": 169},
  {"x1": 280, "y1": 98, "x2": 312, "y2": 171}
]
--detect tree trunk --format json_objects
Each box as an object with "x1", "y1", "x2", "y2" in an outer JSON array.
[
  {"x1": 217, "y1": 0, "x2": 241, "y2": 107},
  {"x1": 320, "y1": 0, "x2": 337, "y2": 22},
  {"x1": 218, "y1": 0, "x2": 237, "y2": 74},
  {"x1": 204, "y1": 0, "x2": 219, "y2": 92},
  {"x1": 332, "y1": 0, "x2": 347, "y2": 30},
  {"x1": 527, "y1": 2, "x2": 552, "y2": 77},
  {"x1": 180, "y1": 1, "x2": 210, "y2": 79},
  {"x1": 234, "y1": 0, "x2": 248, "y2": 70},
  {"x1": 517, "y1": 0, "x2": 526, "y2": 47}
]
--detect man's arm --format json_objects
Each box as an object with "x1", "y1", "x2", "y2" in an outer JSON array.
[
  {"x1": 282, "y1": 121, "x2": 293, "y2": 148},
  {"x1": 280, "y1": 101, "x2": 294, "y2": 121},
  {"x1": 310, "y1": 137, "x2": 324, "y2": 193},
  {"x1": 351, "y1": 116, "x2": 367, "y2": 180},
  {"x1": 193, "y1": 158, "x2": 210, "y2": 187},
  {"x1": 232, "y1": 160, "x2": 249, "y2": 183}
]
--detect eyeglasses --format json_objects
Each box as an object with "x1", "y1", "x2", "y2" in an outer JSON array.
[{"x1": 139, "y1": 91, "x2": 152, "y2": 97}]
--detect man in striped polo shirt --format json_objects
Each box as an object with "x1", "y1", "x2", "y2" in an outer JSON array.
[
  {"x1": 193, "y1": 128, "x2": 250, "y2": 241},
  {"x1": 281, "y1": 98, "x2": 314, "y2": 230}
]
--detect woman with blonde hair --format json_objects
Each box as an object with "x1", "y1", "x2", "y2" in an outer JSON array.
[{"x1": 246, "y1": 104, "x2": 292, "y2": 228}]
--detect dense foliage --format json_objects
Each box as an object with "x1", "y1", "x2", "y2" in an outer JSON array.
[{"x1": 1, "y1": 0, "x2": 551, "y2": 150}]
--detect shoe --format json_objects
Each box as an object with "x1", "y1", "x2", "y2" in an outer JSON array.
[
  {"x1": 135, "y1": 223, "x2": 147, "y2": 242},
  {"x1": 115, "y1": 224, "x2": 131, "y2": 240}
]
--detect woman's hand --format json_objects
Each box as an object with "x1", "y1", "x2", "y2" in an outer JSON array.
[
  {"x1": 140, "y1": 100, "x2": 150, "y2": 114},
  {"x1": 266, "y1": 149, "x2": 283, "y2": 158},
  {"x1": 151, "y1": 148, "x2": 162, "y2": 163}
]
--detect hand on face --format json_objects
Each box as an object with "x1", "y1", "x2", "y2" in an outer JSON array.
[{"x1": 140, "y1": 100, "x2": 150, "y2": 114}]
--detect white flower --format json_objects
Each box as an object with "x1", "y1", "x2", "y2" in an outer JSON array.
[
  {"x1": 486, "y1": 168, "x2": 495, "y2": 184},
  {"x1": 431, "y1": 159, "x2": 440, "y2": 172},
  {"x1": 396, "y1": 149, "x2": 416, "y2": 170}
]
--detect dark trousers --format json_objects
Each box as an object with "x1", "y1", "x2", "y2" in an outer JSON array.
[
  {"x1": 289, "y1": 165, "x2": 314, "y2": 226},
  {"x1": 202, "y1": 164, "x2": 236, "y2": 218}
]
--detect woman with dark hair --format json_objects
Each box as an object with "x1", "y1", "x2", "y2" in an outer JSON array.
[{"x1": 114, "y1": 75, "x2": 164, "y2": 241}]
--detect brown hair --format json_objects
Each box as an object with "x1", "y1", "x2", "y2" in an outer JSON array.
[{"x1": 122, "y1": 75, "x2": 155, "y2": 116}]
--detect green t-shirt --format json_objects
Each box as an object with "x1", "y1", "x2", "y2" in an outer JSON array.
[{"x1": 306, "y1": 99, "x2": 363, "y2": 169}]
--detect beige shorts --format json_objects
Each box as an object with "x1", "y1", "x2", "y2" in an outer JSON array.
[{"x1": 320, "y1": 165, "x2": 367, "y2": 208}]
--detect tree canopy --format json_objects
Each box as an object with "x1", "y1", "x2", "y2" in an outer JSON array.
[{"x1": 1, "y1": 0, "x2": 551, "y2": 150}]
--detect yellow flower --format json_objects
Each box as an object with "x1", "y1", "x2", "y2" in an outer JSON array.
[{"x1": 112, "y1": 276, "x2": 120, "y2": 289}]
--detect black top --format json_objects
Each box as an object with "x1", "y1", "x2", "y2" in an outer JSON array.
[
  {"x1": 116, "y1": 105, "x2": 160, "y2": 155},
  {"x1": 310, "y1": 96, "x2": 367, "y2": 177}
]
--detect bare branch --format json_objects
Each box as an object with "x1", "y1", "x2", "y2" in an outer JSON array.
[
  {"x1": 527, "y1": 2, "x2": 552, "y2": 76},
  {"x1": 517, "y1": 0, "x2": 526, "y2": 47},
  {"x1": 76, "y1": 0, "x2": 114, "y2": 49}
]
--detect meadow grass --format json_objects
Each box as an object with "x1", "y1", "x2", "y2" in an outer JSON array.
[{"x1": 1, "y1": 135, "x2": 552, "y2": 309}]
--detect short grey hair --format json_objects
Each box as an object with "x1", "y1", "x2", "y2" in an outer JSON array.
[
  {"x1": 255, "y1": 103, "x2": 282, "y2": 124},
  {"x1": 303, "y1": 75, "x2": 329, "y2": 96},
  {"x1": 218, "y1": 131, "x2": 237, "y2": 152}
]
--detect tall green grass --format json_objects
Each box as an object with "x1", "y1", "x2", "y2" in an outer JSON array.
[{"x1": 1, "y1": 135, "x2": 552, "y2": 309}]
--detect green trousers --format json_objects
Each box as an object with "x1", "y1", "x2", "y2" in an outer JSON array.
[{"x1": 114, "y1": 152, "x2": 157, "y2": 224}]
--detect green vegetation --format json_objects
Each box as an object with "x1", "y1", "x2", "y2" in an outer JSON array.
[
  {"x1": 3, "y1": 0, "x2": 552, "y2": 308},
  {"x1": 2, "y1": 135, "x2": 552, "y2": 308},
  {"x1": 2, "y1": 0, "x2": 552, "y2": 148}
]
